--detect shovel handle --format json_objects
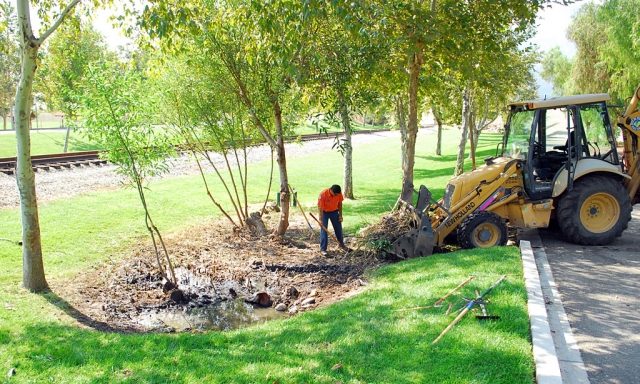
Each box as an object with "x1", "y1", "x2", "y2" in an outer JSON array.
[
  {"x1": 309, "y1": 213, "x2": 342, "y2": 246},
  {"x1": 288, "y1": 184, "x2": 313, "y2": 230},
  {"x1": 432, "y1": 305, "x2": 472, "y2": 344},
  {"x1": 433, "y1": 276, "x2": 474, "y2": 307}
]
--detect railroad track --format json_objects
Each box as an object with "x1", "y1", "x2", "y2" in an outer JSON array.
[
  {"x1": 0, "y1": 128, "x2": 393, "y2": 176},
  {"x1": 0, "y1": 151, "x2": 106, "y2": 175}
]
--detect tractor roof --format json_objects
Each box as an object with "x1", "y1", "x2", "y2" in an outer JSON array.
[{"x1": 507, "y1": 93, "x2": 611, "y2": 110}]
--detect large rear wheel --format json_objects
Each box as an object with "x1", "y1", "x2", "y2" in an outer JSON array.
[
  {"x1": 556, "y1": 175, "x2": 631, "y2": 245},
  {"x1": 458, "y1": 211, "x2": 508, "y2": 249}
]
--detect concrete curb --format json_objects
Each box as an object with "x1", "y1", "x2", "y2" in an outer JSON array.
[
  {"x1": 520, "y1": 235, "x2": 591, "y2": 384},
  {"x1": 521, "y1": 239, "x2": 563, "y2": 384}
]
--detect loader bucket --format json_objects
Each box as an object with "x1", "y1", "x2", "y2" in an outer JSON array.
[{"x1": 391, "y1": 215, "x2": 435, "y2": 258}]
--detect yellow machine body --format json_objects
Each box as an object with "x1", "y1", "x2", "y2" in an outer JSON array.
[
  {"x1": 393, "y1": 85, "x2": 640, "y2": 258},
  {"x1": 429, "y1": 157, "x2": 553, "y2": 247}
]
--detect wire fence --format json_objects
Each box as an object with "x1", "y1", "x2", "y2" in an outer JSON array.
[{"x1": 2, "y1": 112, "x2": 66, "y2": 131}]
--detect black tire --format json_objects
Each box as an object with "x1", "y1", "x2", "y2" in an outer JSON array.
[
  {"x1": 457, "y1": 211, "x2": 508, "y2": 249},
  {"x1": 556, "y1": 175, "x2": 632, "y2": 245}
]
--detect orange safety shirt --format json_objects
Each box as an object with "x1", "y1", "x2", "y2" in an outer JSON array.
[{"x1": 317, "y1": 188, "x2": 344, "y2": 212}]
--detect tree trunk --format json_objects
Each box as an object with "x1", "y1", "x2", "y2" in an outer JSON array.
[
  {"x1": 272, "y1": 100, "x2": 289, "y2": 236},
  {"x1": 63, "y1": 125, "x2": 71, "y2": 153},
  {"x1": 338, "y1": 90, "x2": 354, "y2": 199},
  {"x1": 396, "y1": 93, "x2": 407, "y2": 161},
  {"x1": 432, "y1": 105, "x2": 443, "y2": 156},
  {"x1": 13, "y1": 0, "x2": 80, "y2": 291},
  {"x1": 400, "y1": 46, "x2": 423, "y2": 203},
  {"x1": 14, "y1": 31, "x2": 47, "y2": 291},
  {"x1": 468, "y1": 111, "x2": 476, "y2": 170},
  {"x1": 454, "y1": 86, "x2": 471, "y2": 177}
]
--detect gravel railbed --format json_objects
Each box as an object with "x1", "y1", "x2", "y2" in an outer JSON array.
[{"x1": 1, "y1": 130, "x2": 427, "y2": 209}]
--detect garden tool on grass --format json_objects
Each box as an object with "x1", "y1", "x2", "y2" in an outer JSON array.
[
  {"x1": 394, "y1": 276, "x2": 474, "y2": 312},
  {"x1": 432, "y1": 275, "x2": 506, "y2": 344},
  {"x1": 433, "y1": 276, "x2": 474, "y2": 307},
  {"x1": 474, "y1": 289, "x2": 500, "y2": 320}
]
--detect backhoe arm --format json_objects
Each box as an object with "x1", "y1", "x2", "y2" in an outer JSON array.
[{"x1": 617, "y1": 85, "x2": 640, "y2": 201}]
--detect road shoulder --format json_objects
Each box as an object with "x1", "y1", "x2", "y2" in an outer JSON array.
[{"x1": 520, "y1": 230, "x2": 589, "y2": 384}]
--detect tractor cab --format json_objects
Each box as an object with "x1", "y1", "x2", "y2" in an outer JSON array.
[{"x1": 502, "y1": 94, "x2": 621, "y2": 200}]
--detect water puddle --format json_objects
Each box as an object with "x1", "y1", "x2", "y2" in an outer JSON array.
[{"x1": 135, "y1": 299, "x2": 289, "y2": 332}]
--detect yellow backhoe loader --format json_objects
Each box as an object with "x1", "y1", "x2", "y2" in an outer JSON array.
[{"x1": 393, "y1": 85, "x2": 640, "y2": 258}]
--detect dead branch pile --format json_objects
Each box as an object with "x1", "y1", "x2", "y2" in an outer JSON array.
[{"x1": 356, "y1": 205, "x2": 418, "y2": 257}]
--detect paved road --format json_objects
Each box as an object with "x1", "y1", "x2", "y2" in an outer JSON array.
[{"x1": 536, "y1": 210, "x2": 640, "y2": 384}]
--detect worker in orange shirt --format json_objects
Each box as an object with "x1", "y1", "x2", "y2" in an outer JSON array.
[{"x1": 317, "y1": 184, "x2": 347, "y2": 256}]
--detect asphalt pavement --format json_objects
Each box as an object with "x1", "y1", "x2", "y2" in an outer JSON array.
[{"x1": 521, "y1": 209, "x2": 640, "y2": 384}]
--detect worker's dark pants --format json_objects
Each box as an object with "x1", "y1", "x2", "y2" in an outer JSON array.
[{"x1": 320, "y1": 210, "x2": 344, "y2": 251}]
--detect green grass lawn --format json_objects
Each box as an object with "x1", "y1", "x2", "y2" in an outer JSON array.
[
  {"x1": 295, "y1": 120, "x2": 393, "y2": 135},
  {"x1": 0, "y1": 129, "x2": 102, "y2": 157},
  {"x1": 0, "y1": 128, "x2": 533, "y2": 383},
  {"x1": 0, "y1": 120, "x2": 393, "y2": 157}
]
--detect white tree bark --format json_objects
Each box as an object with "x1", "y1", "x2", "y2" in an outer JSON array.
[
  {"x1": 14, "y1": 0, "x2": 81, "y2": 291},
  {"x1": 338, "y1": 90, "x2": 354, "y2": 199},
  {"x1": 454, "y1": 85, "x2": 471, "y2": 177},
  {"x1": 432, "y1": 105, "x2": 443, "y2": 156}
]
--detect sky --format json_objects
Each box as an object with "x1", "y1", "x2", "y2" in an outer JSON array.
[{"x1": 532, "y1": 1, "x2": 590, "y2": 97}]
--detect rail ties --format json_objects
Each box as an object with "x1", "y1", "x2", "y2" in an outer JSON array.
[{"x1": 0, "y1": 150, "x2": 102, "y2": 176}]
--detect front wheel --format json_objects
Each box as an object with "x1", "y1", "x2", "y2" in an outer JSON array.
[
  {"x1": 458, "y1": 211, "x2": 508, "y2": 249},
  {"x1": 556, "y1": 175, "x2": 632, "y2": 245}
]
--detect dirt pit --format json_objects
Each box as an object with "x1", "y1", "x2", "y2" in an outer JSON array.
[{"x1": 52, "y1": 213, "x2": 392, "y2": 333}]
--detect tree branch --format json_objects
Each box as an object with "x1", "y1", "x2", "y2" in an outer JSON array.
[{"x1": 39, "y1": 0, "x2": 82, "y2": 43}]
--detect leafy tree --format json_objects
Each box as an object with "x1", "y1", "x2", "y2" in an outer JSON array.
[
  {"x1": 593, "y1": 0, "x2": 640, "y2": 102},
  {"x1": 0, "y1": 0, "x2": 19, "y2": 130},
  {"x1": 79, "y1": 61, "x2": 178, "y2": 288},
  {"x1": 157, "y1": 54, "x2": 260, "y2": 230},
  {"x1": 557, "y1": 0, "x2": 640, "y2": 104},
  {"x1": 540, "y1": 46, "x2": 573, "y2": 96},
  {"x1": 37, "y1": 14, "x2": 110, "y2": 152},
  {"x1": 303, "y1": 6, "x2": 384, "y2": 199},
  {"x1": 567, "y1": 2, "x2": 611, "y2": 95},
  {"x1": 139, "y1": 0, "x2": 311, "y2": 236},
  {"x1": 38, "y1": 14, "x2": 109, "y2": 121},
  {"x1": 457, "y1": 49, "x2": 539, "y2": 175},
  {"x1": 343, "y1": 0, "x2": 542, "y2": 201}
]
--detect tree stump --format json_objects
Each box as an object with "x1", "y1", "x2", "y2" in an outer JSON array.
[{"x1": 245, "y1": 212, "x2": 268, "y2": 237}]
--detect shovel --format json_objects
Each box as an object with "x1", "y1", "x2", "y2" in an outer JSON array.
[
  {"x1": 288, "y1": 184, "x2": 314, "y2": 231},
  {"x1": 309, "y1": 212, "x2": 343, "y2": 247}
]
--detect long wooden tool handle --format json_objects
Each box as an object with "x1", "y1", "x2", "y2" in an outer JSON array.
[
  {"x1": 433, "y1": 276, "x2": 474, "y2": 306},
  {"x1": 432, "y1": 276, "x2": 507, "y2": 344},
  {"x1": 288, "y1": 184, "x2": 313, "y2": 230},
  {"x1": 432, "y1": 305, "x2": 472, "y2": 344},
  {"x1": 309, "y1": 212, "x2": 341, "y2": 245},
  {"x1": 478, "y1": 275, "x2": 507, "y2": 300}
]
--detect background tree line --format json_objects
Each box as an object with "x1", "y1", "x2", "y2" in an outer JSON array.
[{"x1": 541, "y1": 0, "x2": 640, "y2": 104}]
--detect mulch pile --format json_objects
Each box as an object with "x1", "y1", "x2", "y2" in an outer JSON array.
[{"x1": 51, "y1": 211, "x2": 407, "y2": 333}]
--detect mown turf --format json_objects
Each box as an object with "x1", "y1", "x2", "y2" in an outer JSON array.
[{"x1": 0, "y1": 128, "x2": 534, "y2": 383}]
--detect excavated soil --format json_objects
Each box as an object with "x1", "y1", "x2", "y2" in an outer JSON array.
[{"x1": 50, "y1": 213, "x2": 391, "y2": 333}]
